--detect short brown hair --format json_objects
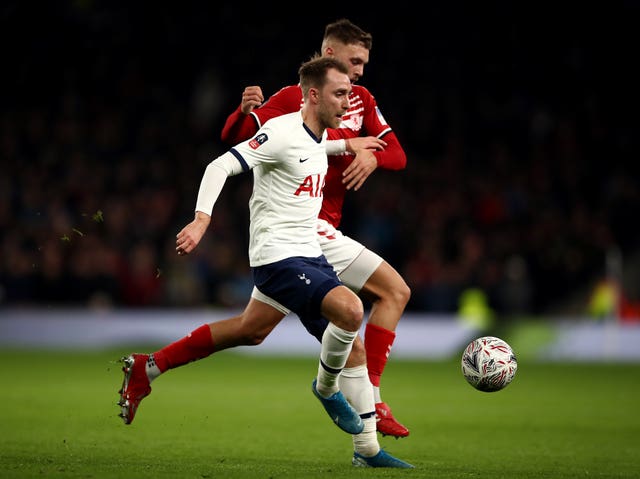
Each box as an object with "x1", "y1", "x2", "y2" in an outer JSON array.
[
  {"x1": 323, "y1": 18, "x2": 372, "y2": 50},
  {"x1": 298, "y1": 56, "x2": 349, "y2": 97}
]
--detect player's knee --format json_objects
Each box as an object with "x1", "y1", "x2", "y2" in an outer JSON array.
[
  {"x1": 324, "y1": 287, "x2": 364, "y2": 331},
  {"x1": 396, "y1": 280, "x2": 411, "y2": 307},
  {"x1": 342, "y1": 299, "x2": 364, "y2": 331},
  {"x1": 382, "y1": 277, "x2": 411, "y2": 309}
]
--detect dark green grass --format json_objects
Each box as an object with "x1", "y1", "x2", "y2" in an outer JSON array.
[{"x1": 1, "y1": 348, "x2": 639, "y2": 478}]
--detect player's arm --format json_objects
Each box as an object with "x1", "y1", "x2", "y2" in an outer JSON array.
[
  {"x1": 176, "y1": 153, "x2": 246, "y2": 255},
  {"x1": 176, "y1": 211, "x2": 210, "y2": 256},
  {"x1": 370, "y1": 131, "x2": 406, "y2": 171},
  {"x1": 356, "y1": 87, "x2": 408, "y2": 171},
  {"x1": 341, "y1": 88, "x2": 407, "y2": 190},
  {"x1": 338, "y1": 136, "x2": 387, "y2": 191},
  {"x1": 342, "y1": 131, "x2": 407, "y2": 190},
  {"x1": 220, "y1": 86, "x2": 264, "y2": 144},
  {"x1": 341, "y1": 148, "x2": 380, "y2": 191},
  {"x1": 221, "y1": 85, "x2": 301, "y2": 145},
  {"x1": 239, "y1": 85, "x2": 264, "y2": 114},
  {"x1": 341, "y1": 129, "x2": 407, "y2": 193},
  {"x1": 326, "y1": 135, "x2": 386, "y2": 155}
]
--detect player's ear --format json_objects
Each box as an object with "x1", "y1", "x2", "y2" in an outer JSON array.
[{"x1": 309, "y1": 87, "x2": 319, "y2": 103}]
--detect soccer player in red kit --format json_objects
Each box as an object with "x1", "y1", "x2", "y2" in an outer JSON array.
[{"x1": 221, "y1": 18, "x2": 411, "y2": 438}]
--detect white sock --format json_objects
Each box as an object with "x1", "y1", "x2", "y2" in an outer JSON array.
[
  {"x1": 146, "y1": 354, "x2": 161, "y2": 383},
  {"x1": 339, "y1": 365, "x2": 375, "y2": 413},
  {"x1": 340, "y1": 365, "x2": 379, "y2": 457},
  {"x1": 354, "y1": 418, "x2": 379, "y2": 457},
  {"x1": 315, "y1": 323, "x2": 357, "y2": 397},
  {"x1": 372, "y1": 385, "x2": 382, "y2": 404}
]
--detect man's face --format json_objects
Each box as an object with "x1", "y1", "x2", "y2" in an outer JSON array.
[
  {"x1": 317, "y1": 68, "x2": 352, "y2": 129},
  {"x1": 327, "y1": 42, "x2": 370, "y2": 83}
]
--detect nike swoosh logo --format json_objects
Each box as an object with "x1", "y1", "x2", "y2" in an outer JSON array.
[{"x1": 299, "y1": 158, "x2": 309, "y2": 163}]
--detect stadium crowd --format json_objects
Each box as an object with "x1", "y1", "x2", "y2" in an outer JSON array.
[{"x1": 1, "y1": 4, "x2": 638, "y2": 317}]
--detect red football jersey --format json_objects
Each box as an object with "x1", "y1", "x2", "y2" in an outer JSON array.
[{"x1": 221, "y1": 84, "x2": 406, "y2": 227}]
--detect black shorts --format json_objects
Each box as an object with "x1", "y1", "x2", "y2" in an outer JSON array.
[{"x1": 252, "y1": 255, "x2": 340, "y2": 341}]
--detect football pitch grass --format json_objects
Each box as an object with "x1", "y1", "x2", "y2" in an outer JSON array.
[{"x1": 1, "y1": 348, "x2": 639, "y2": 478}]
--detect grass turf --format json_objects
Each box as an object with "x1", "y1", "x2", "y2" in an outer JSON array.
[{"x1": 0, "y1": 348, "x2": 639, "y2": 478}]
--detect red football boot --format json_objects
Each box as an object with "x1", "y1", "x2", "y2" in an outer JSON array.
[
  {"x1": 375, "y1": 402, "x2": 410, "y2": 438},
  {"x1": 117, "y1": 353, "x2": 152, "y2": 424}
]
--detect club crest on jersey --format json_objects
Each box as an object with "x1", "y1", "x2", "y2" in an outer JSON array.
[
  {"x1": 249, "y1": 133, "x2": 268, "y2": 150},
  {"x1": 343, "y1": 115, "x2": 362, "y2": 131}
]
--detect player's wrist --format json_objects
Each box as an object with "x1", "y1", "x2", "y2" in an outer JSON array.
[
  {"x1": 326, "y1": 139, "x2": 346, "y2": 155},
  {"x1": 194, "y1": 211, "x2": 212, "y2": 227}
]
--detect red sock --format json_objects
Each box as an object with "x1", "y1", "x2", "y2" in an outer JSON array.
[
  {"x1": 364, "y1": 323, "x2": 396, "y2": 387},
  {"x1": 153, "y1": 324, "x2": 215, "y2": 372}
]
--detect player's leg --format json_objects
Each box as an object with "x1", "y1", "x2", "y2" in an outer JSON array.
[
  {"x1": 306, "y1": 322, "x2": 409, "y2": 464},
  {"x1": 356, "y1": 259, "x2": 411, "y2": 437},
  {"x1": 340, "y1": 252, "x2": 410, "y2": 392},
  {"x1": 315, "y1": 284, "x2": 364, "y2": 397},
  {"x1": 252, "y1": 256, "x2": 365, "y2": 434},
  {"x1": 117, "y1": 320, "x2": 216, "y2": 425},
  {"x1": 209, "y1": 295, "x2": 288, "y2": 350},
  {"x1": 310, "y1": 283, "x2": 365, "y2": 434},
  {"x1": 297, "y1": 307, "x2": 384, "y2": 456},
  {"x1": 250, "y1": 253, "x2": 408, "y2": 460},
  {"x1": 339, "y1": 362, "x2": 413, "y2": 468},
  {"x1": 320, "y1": 226, "x2": 411, "y2": 437},
  {"x1": 117, "y1": 297, "x2": 285, "y2": 424}
]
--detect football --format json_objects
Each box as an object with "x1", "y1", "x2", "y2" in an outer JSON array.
[{"x1": 461, "y1": 336, "x2": 518, "y2": 392}]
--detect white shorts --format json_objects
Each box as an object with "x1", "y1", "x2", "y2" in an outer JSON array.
[
  {"x1": 317, "y1": 219, "x2": 383, "y2": 293},
  {"x1": 252, "y1": 286, "x2": 291, "y2": 315}
]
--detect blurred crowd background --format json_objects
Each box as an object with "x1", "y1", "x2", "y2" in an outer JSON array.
[{"x1": 2, "y1": 2, "x2": 639, "y2": 319}]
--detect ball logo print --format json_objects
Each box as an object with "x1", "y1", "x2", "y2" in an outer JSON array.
[{"x1": 461, "y1": 336, "x2": 517, "y2": 392}]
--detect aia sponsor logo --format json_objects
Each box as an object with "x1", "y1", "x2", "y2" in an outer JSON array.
[
  {"x1": 249, "y1": 133, "x2": 268, "y2": 150},
  {"x1": 294, "y1": 174, "x2": 325, "y2": 197}
]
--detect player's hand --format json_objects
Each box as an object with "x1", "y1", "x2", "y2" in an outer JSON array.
[
  {"x1": 345, "y1": 136, "x2": 386, "y2": 153},
  {"x1": 342, "y1": 149, "x2": 378, "y2": 191},
  {"x1": 240, "y1": 86, "x2": 264, "y2": 115},
  {"x1": 176, "y1": 213, "x2": 210, "y2": 256}
]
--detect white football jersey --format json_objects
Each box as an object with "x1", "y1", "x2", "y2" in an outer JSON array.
[{"x1": 225, "y1": 111, "x2": 328, "y2": 266}]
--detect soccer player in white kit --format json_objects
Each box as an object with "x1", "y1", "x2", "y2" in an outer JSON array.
[
  {"x1": 221, "y1": 19, "x2": 411, "y2": 438},
  {"x1": 117, "y1": 56, "x2": 413, "y2": 468}
]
